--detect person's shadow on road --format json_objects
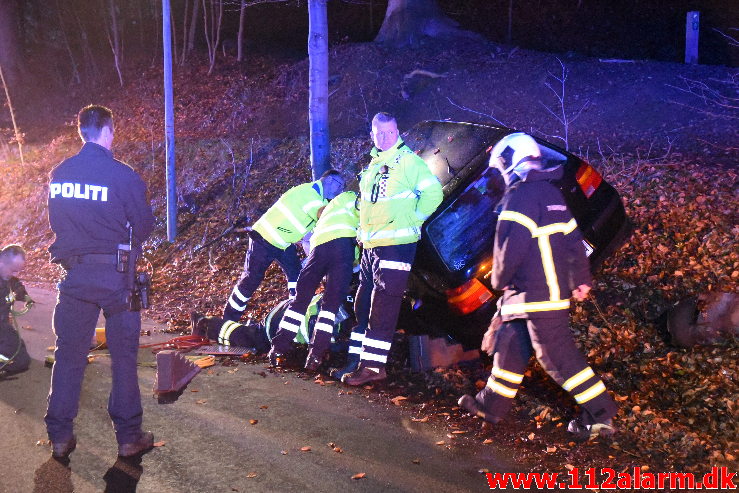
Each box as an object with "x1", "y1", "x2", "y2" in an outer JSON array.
[
  {"x1": 33, "y1": 457, "x2": 73, "y2": 493},
  {"x1": 103, "y1": 456, "x2": 144, "y2": 493}
]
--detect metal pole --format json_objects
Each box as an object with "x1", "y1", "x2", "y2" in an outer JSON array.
[
  {"x1": 685, "y1": 11, "x2": 699, "y2": 64},
  {"x1": 163, "y1": 0, "x2": 177, "y2": 240}
]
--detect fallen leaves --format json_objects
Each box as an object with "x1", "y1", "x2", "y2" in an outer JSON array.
[
  {"x1": 300, "y1": 446, "x2": 311, "y2": 452},
  {"x1": 153, "y1": 441, "x2": 166, "y2": 448},
  {"x1": 246, "y1": 472, "x2": 257, "y2": 479},
  {"x1": 351, "y1": 473, "x2": 366, "y2": 480},
  {"x1": 390, "y1": 395, "x2": 408, "y2": 406},
  {"x1": 249, "y1": 419, "x2": 258, "y2": 425}
]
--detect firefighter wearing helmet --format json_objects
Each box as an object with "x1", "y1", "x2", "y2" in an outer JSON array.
[{"x1": 458, "y1": 132, "x2": 618, "y2": 441}]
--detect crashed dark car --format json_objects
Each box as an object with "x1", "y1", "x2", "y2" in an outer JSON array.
[{"x1": 394, "y1": 120, "x2": 632, "y2": 348}]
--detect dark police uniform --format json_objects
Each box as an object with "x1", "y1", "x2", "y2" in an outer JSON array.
[
  {"x1": 45, "y1": 141, "x2": 155, "y2": 447},
  {"x1": 470, "y1": 165, "x2": 617, "y2": 426},
  {"x1": 0, "y1": 276, "x2": 31, "y2": 374}
]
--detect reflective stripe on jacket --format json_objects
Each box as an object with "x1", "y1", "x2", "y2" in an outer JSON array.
[
  {"x1": 253, "y1": 181, "x2": 326, "y2": 249},
  {"x1": 358, "y1": 138, "x2": 443, "y2": 248},
  {"x1": 310, "y1": 191, "x2": 359, "y2": 249},
  {"x1": 491, "y1": 166, "x2": 592, "y2": 319}
]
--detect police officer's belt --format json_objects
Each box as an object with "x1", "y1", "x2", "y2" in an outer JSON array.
[{"x1": 66, "y1": 254, "x2": 118, "y2": 266}]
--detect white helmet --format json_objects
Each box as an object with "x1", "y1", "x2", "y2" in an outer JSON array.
[{"x1": 489, "y1": 132, "x2": 542, "y2": 184}]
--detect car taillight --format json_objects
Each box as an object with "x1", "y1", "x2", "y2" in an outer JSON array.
[
  {"x1": 576, "y1": 163, "x2": 603, "y2": 199},
  {"x1": 446, "y1": 278, "x2": 493, "y2": 315}
]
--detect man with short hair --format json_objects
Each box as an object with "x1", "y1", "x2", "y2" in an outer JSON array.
[
  {"x1": 0, "y1": 244, "x2": 33, "y2": 376},
  {"x1": 46, "y1": 105, "x2": 156, "y2": 459},
  {"x1": 222, "y1": 170, "x2": 345, "y2": 323},
  {"x1": 339, "y1": 112, "x2": 443, "y2": 385}
]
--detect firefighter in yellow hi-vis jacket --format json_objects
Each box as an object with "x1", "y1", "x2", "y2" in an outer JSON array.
[
  {"x1": 222, "y1": 170, "x2": 345, "y2": 322},
  {"x1": 339, "y1": 112, "x2": 443, "y2": 386},
  {"x1": 458, "y1": 133, "x2": 617, "y2": 442}
]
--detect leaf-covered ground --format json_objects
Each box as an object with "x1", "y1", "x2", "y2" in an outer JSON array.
[{"x1": 1, "y1": 40, "x2": 737, "y2": 482}]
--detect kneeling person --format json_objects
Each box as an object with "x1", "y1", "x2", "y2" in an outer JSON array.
[
  {"x1": 222, "y1": 170, "x2": 345, "y2": 322},
  {"x1": 0, "y1": 245, "x2": 33, "y2": 375},
  {"x1": 269, "y1": 189, "x2": 359, "y2": 370}
]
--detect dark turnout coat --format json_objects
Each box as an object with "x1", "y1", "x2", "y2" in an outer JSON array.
[{"x1": 491, "y1": 166, "x2": 591, "y2": 321}]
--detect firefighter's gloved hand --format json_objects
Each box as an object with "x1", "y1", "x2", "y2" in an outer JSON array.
[
  {"x1": 571, "y1": 284, "x2": 591, "y2": 301},
  {"x1": 481, "y1": 313, "x2": 502, "y2": 356}
]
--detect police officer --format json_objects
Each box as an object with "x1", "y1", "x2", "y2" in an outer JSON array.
[
  {"x1": 269, "y1": 188, "x2": 359, "y2": 370},
  {"x1": 222, "y1": 170, "x2": 345, "y2": 323},
  {"x1": 0, "y1": 245, "x2": 33, "y2": 375},
  {"x1": 457, "y1": 133, "x2": 617, "y2": 441},
  {"x1": 340, "y1": 112, "x2": 443, "y2": 386},
  {"x1": 45, "y1": 105, "x2": 156, "y2": 459}
]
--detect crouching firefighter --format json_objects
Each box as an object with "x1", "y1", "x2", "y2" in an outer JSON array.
[
  {"x1": 269, "y1": 189, "x2": 359, "y2": 370},
  {"x1": 0, "y1": 245, "x2": 34, "y2": 376},
  {"x1": 222, "y1": 170, "x2": 345, "y2": 322},
  {"x1": 457, "y1": 133, "x2": 618, "y2": 442}
]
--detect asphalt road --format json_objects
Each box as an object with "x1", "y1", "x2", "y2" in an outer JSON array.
[{"x1": 0, "y1": 287, "x2": 529, "y2": 493}]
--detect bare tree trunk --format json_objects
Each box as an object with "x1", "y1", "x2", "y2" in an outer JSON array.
[
  {"x1": 308, "y1": 0, "x2": 330, "y2": 179},
  {"x1": 107, "y1": 0, "x2": 124, "y2": 86},
  {"x1": 73, "y1": 7, "x2": 100, "y2": 82},
  {"x1": 150, "y1": 0, "x2": 161, "y2": 67},
  {"x1": 375, "y1": 0, "x2": 473, "y2": 47},
  {"x1": 202, "y1": 0, "x2": 223, "y2": 75},
  {"x1": 237, "y1": 0, "x2": 246, "y2": 62},
  {"x1": 169, "y1": 1, "x2": 178, "y2": 64},
  {"x1": 180, "y1": 0, "x2": 189, "y2": 64},
  {"x1": 0, "y1": 62, "x2": 23, "y2": 165},
  {"x1": 188, "y1": 0, "x2": 200, "y2": 53},
  {"x1": 55, "y1": 0, "x2": 81, "y2": 84},
  {"x1": 0, "y1": 0, "x2": 21, "y2": 87},
  {"x1": 507, "y1": 0, "x2": 513, "y2": 44}
]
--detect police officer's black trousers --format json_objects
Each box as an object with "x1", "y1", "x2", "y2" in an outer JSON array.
[
  {"x1": 271, "y1": 237, "x2": 355, "y2": 357},
  {"x1": 474, "y1": 316, "x2": 617, "y2": 425},
  {"x1": 45, "y1": 263, "x2": 143, "y2": 445},
  {"x1": 355, "y1": 243, "x2": 416, "y2": 369},
  {"x1": 0, "y1": 320, "x2": 30, "y2": 374},
  {"x1": 223, "y1": 232, "x2": 301, "y2": 322}
]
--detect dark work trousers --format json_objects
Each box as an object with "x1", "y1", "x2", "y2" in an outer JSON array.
[
  {"x1": 45, "y1": 263, "x2": 143, "y2": 445},
  {"x1": 204, "y1": 317, "x2": 271, "y2": 353},
  {"x1": 357, "y1": 243, "x2": 417, "y2": 369},
  {"x1": 223, "y1": 232, "x2": 301, "y2": 322},
  {"x1": 348, "y1": 250, "x2": 373, "y2": 361},
  {"x1": 0, "y1": 320, "x2": 31, "y2": 373},
  {"x1": 474, "y1": 317, "x2": 617, "y2": 425},
  {"x1": 271, "y1": 237, "x2": 355, "y2": 357}
]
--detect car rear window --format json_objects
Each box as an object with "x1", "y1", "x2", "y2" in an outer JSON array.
[
  {"x1": 403, "y1": 122, "x2": 507, "y2": 186},
  {"x1": 426, "y1": 167, "x2": 505, "y2": 274}
]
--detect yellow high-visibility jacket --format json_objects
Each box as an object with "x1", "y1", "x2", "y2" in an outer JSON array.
[
  {"x1": 358, "y1": 138, "x2": 443, "y2": 248},
  {"x1": 310, "y1": 191, "x2": 359, "y2": 249},
  {"x1": 253, "y1": 181, "x2": 326, "y2": 249}
]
